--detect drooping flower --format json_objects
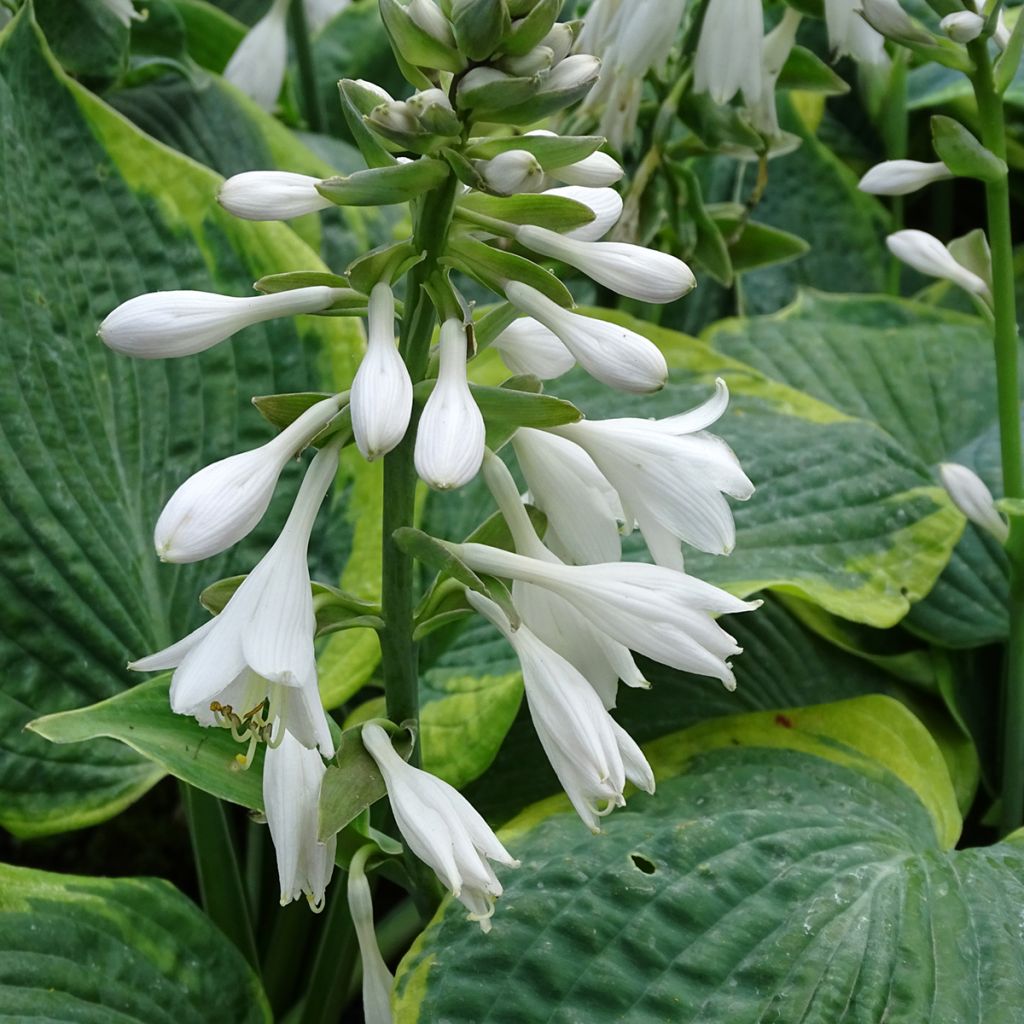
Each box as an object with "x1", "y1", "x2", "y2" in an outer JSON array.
[
  {"x1": 513, "y1": 226, "x2": 695, "y2": 304},
  {"x1": 348, "y1": 848, "x2": 395, "y2": 1024},
  {"x1": 264, "y1": 731, "x2": 336, "y2": 910},
  {"x1": 512, "y1": 427, "x2": 622, "y2": 565},
  {"x1": 858, "y1": 160, "x2": 954, "y2": 196},
  {"x1": 155, "y1": 394, "x2": 343, "y2": 563},
  {"x1": 939, "y1": 462, "x2": 1008, "y2": 543},
  {"x1": 351, "y1": 283, "x2": 413, "y2": 461},
  {"x1": 693, "y1": 0, "x2": 764, "y2": 105},
  {"x1": 747, "y1": 8, "x2": 802, "y2": 142},
  {"x1": 414, "y1": 319, "x2": 485, "y2": 489},
  {"x1": 824, "y1": 0, "x2": 887, "y2": 65},
  {"x1": 224, "y1": 0, "x2": 291, "y2": 111},
  {"x1": 542, "y1": 185, "x2": 623, "y2": 241},
  {"x1": 491, "y1": 318, "x2": 575, "y2": 380},
  {"x1": 453, "y1": 542, "x2": 760, "y2": 689},
  {"x1": 99, "y1": 285, "x2": 345, "y2": 358},
  {"x1": 887, "y1": 229, "x2": 991, "y2": 300},
  {"x1": 130, "y1": 442, "x2": 340, "y2": 749},
  {"x1": 362, "y1": 723, "x2": 518, "y2": 931},
  {"x1": 468, "y1": 592, "x2": 654, "y2": 832},
  {"x1": 504, "y1": 282, "x2": 667, "y2": 394},
  {"x1": 218, "y1": 171, "x2": 334, "y2": 220}
]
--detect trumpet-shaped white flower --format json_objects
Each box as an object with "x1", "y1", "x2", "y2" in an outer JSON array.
[
  {"x1": 348, "y1": 849, "x2": 395, "y2": 1024},
  {"x1": 130, "y1": 443, "x2": 340, "y2": 748},
  {"x1": 858, "y1": 160, "x2": 954, "y2": 196},
  {"x1": 218, "y1": 171, "x2": 334, "y2": 221},
  {"x1": 469, "y1": 592, "x2": 654, "y2": 831},
  {"x1": 415, "y1": 319, "x2": 485, "y2": 490},
  {"x1": 362, "y1": 723, "x2": 518, "y2": 931},
  {"x1": 264, "y1": 731, "x2": 336, "y2": 910},
  {"x1": 224, "y1": 0, "x2": 291, "y2": 111},
  {"x1": 543, "y1": 186, "x2": 623, "y2": 241},
  {"x1": 551, "y1": 379, "x2": 754, "y2": 564},
  {"x1": 694, "y1": 0, "x2": 763, "y2": 105},
  {"x1": 478, "y1": 150, "x2": 545, "y2": 195},
  {"x1": 492, "y1": 318, "x2": 575, "y2": 380},
  {"x1": 887, "y1": 230, "x2": 991, "y2": 299},
  {"x1": 939, "y1": 462, "x2": 1008, "y2": 543},
  {"x1": 351, "y1": 283, "x2": 413, "y2": 461},
  {"x1": 452, "y1": 542, "x2": 760, "y2": 689},
  {"x1": 482, "y1": 451, "x2": 643, "y2": 707},
  {"x1": 99, "y1": 286, "x2": 344, "y2": 359},
  {"x1": 512, "y1": 427, "x2": 622, "y2": 565},
  {"x1": 514, "y1": 226, "x2": 695, "y2": 304},
  {"x1": 940, "y1": 11, "x2": 985, "y2": 42},
  {"x1": 155, "y1": 394, "x2": 342, "y2": 563},
  {"x1": 525, "y1": 131, "x2": 623, "y2": 188},
  {"x1": 505, "y1": 282, "x2": 667, "y2": 394},
  {"x1": 824, "y1": 0, "x2": 887, "y2": 65}
]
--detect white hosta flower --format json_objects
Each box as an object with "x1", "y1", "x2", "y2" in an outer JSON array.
[
  {"x1": 453, "y1": 543, "x2": 759, "y2": 689},
  {"x1": 482, "y1": 451, "x2": 643, "y2": 707},
  {"x1": 130, "y1": 443, "x2": 340, "y2": 747},
  {"x1": 858, "y1": 160, "x2": 954, "y2": 196},
  {"x1": 218, "y1": 171, "x2": 333, "y2": 221},
  {"x1": 551, "y1": 379, "x2": 754, "y2": 564},
  {"x1": 824, "y1": 0, "x2": 887, "y2": 64},
  {"x1": 362, "y1": 723, "x2": 518, "y2": 931},
  {"x1": 514, "y1": 225, "x2": 695, "y2": 304},
  {"x1": 348, "y1": 850, "x2": 395, "y2": 1024},
  {"x1": 492, "y1": 318, "x2": 575, "y2": 379},
  {"x1": 99, "y1": 285, "x2": 344, "y2": 359},
  {"x1": 469, "y1": 592, "x2": 654, "y2": 831},
  {"x1": 543, "y1": 186, "x2": 623, "y2": 242},
  {"x1": 512, "y1": 427, "x2": 622, "y2": 565},
  {"x1": 694, "y1": 0, "x2": 763, "y2": 105},
  {"x1": 478, "y1": 150, "x2": 545, "y2": 195},
  {"x1": 415, "y1": 319, "x2": 485, "y2": 490},
  {"x1": 505, "y1": 282, "x2": 667, "y2": 394},
  {"x1": 224, "y1": 0, "x2": 291, "y2": 111},
  {"x1": 939, "y1": 462, "x2": 1008, "y2": 543},
  {"x1": 351, "y1": 283, "x2": 412, "y2": 461},
  {"x1": 525, "y1": 131, "x2": 623, "y2": 188},
  {"x1": 304, "y1": 0, "x2": 352, "y2": 32},
  {"x1": 747, "y1": 8, "x2": 802, "y2": 140},
  {"x1": 940, "y1": 11, "x2": 985, "y2": 42},
  {"x1": 100, "y1": 0, "x2": 143, "y2": 27},
  {"x1": 264, "y1": 731, "x2": 336, "y2": 910},
  {"x1": 887, "y1": 230, "x2": 991, "y2": 299},
  {"x1": 155, "y1": 394, "x2": 342, "y2": 563}
]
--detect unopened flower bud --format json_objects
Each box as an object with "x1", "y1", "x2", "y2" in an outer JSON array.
[
  {"x1": 939, "y1": 463, "x2": 1008, "y2": 543},
  {"x1": 478, "y1": 150, "x2": 545, "y2": 194},
  {"x1": 542, "y1": 186, "x2": 623, "y2": 241},
  {"x1": 493, "y1": 317, "x2": 575, "y2": 379},
  {"x1": 858, "y1": 160, "x2": 953, "y2": 196},
  {"x1": 886, "y1": 230, "x2": 991, "y2": 299},
  {"x1": 539, "y1": 23, "x2": 574, "y2": 63},
  {"x1": 415, "y1": 319, "x2": 485, "y2": 489},
  {"x1": 525, "y1": 130, "x2": 623, "y2": 187},
  {"x1": 940, "y1": 11, "x2": 985, "y2": 42},
  {"x1": 407, "y1": 0, "x2": 455, "y2": 45},
  {"x1": 218, "y1": 171, "x2": 334, "y2": 220},
  {"x1": 542, "y1": 53, "x2": 601, "y2": 93},
  {"x1": 502, "y1": 45, "x2": 555, "y2": 76}
]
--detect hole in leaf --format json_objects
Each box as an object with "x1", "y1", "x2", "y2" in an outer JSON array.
[{"x1": 630, "y1": 853, "x2": 656, "y2": 875}]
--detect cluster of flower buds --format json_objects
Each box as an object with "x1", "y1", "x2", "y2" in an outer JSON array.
[{"x1": 101, "y1": 0, "x2": 756, "y2": 939}]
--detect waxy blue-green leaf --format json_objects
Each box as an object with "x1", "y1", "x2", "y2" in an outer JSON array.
[{"x1": 0, "y1": 863, "x2": 271, "y2": 1023}]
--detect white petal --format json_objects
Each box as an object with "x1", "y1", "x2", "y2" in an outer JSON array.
[
  {"x1": 548, "y1": 151, "x2": 623, "y2": 188},
  {"x1": 542, "y1": 186, "x2": 623, "y2": 241},
  {"x1": 694, "y1": 0, "x2": 764, "y2": 104},
  {"x1": 492, "y1": 317, "x2": 575, "y2": 379},
  {"x1": 939, "y1": 462, "x2": 1008, "y2": 543},
  {"x1": 128, "y1": 616, "x2": 218, "y2": 672},
  {"x1": 224, "y1": 0, "x2": 290, "y2": 110},
  {"x1": 858, "y1": 160, "x2": 953, "y2": 197},
  {"x1": 887, "y1": 229, "x2": 990, "y2": 297},
  {"x1": 348, "y1": 855, "x2": 395, "y2": 1024},
  {"x1": 218, "y1": 171, "x2": 333, "y2": 220}
]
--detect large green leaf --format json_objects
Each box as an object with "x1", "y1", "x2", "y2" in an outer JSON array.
[
  {"x1": 0, "y1": 862, "x2": 271, "y2": 1022},
  {"x1": 0, "y1": 10, "x2": 362, "y2": 837},
  {"x1": 393, "y1": 697, "x2": 1024, "y2": 1024},
  {"x1": 705, "y1": 290, "x2": 1010, "y2": 647}
]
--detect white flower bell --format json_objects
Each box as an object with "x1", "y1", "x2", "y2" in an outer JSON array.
[
  {"x1": 224, "y1": 0, "x2": 291, "y2": 111},
  {"x1": 264, "y1": 731, "x2": 336, "y2": 910},
  {"x1": 468, "y1": 592, "x2": 654, "y2": 832},
  {"x1": 694, "y1": 0, "x2": 764, "y2": 105},
  {"x1": 414, "y1": 319, "x2": 485, "y2": 490},
  {"x1": 348, "y1": 848, "x2": 395, "y2": 1024},
  {"x1": 155, "y1": 394, "x2": 343, "y2": 563},
  {"x1": 351, "y1": 283, "x2": 413, "y2": 461},
  {"x1": 505, "y1": 282, "x2": 667, "y2": 394},
  {"x1": 99, "y1": 286, "x2": 345, "y2": 358},
  {"x1": 362, "y1": 723, "x2": 519, "y2": 931},
  {"x1": 218, "y1": 171, "x2": 334, "y2": 220}
]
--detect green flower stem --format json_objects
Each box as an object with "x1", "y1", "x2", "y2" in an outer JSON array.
[
  {"x1": 288, "y1": 0, "x2": 325, "y2": 133},
  {"x1": 968, "y1": 39, "x2": 1024, "y2": 834},
  {"x1": 180, "y1": 783, "x2": 259, "y2": 969},
  {"x1": 882, "y1": 51, "x2": 908, "y2": 296}
]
